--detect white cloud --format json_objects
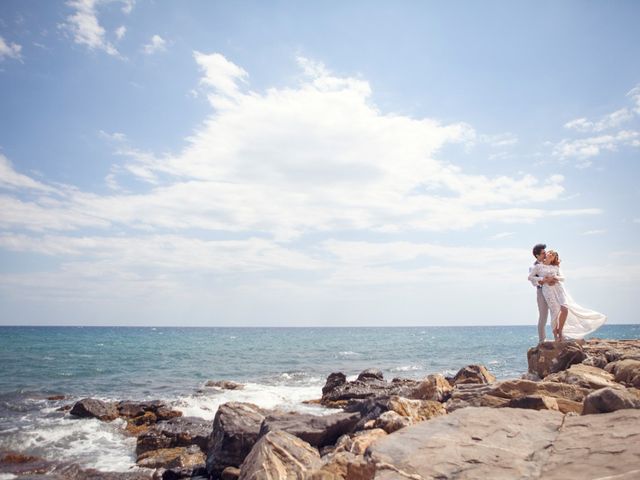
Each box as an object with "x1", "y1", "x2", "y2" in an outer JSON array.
[
  {"x1": 142, "y1": 34, "x2": 167, "y2": 55},
  {"x1": 582, "y1": 229, "x2": 606, "y2": 236},
  {"x1": 0, "y1": 155, "x2": 55, "y2": 192},
  {"x1": 115, "y1": 25, "x2": 126, "y2": 40},
  {"x1": 0, "y1": 35, "x2": 22, "y2": 61},
  {"x1": 553, "y1": 130, "x2": 640, "y2": 165},
  {"x1": 564, "y1": 109, "x2": 634, "y2": 133},
  {"x1": 99, "y1": 130, "x2": 127, "y2": 142},
  {"x1": 490, "y1": 232, "x2": 514, "y2": 240},
  {"x1": 63, "y1": 0, "x2": 119, "y2": 56},
  {"x1": 194, "y1": 51, "x2": 249, "y2": 102},
  {"x1": 120, "y1": 0, "x2": 135, "y2": 14}
]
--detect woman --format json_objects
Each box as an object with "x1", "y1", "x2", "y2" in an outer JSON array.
[{"x1": 530, "y1": 250, "x2": 606, "y2": 341}]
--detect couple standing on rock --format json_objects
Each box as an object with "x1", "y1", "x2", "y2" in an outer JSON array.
[{"x1": 529, "y1": 243, "x2": 606, "y2": 343}]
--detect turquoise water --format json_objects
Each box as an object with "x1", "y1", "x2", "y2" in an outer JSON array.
[{"x1": 0, "y1": 324, "x2": 639, "y2": 472}]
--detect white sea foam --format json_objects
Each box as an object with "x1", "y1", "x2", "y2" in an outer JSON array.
[
  {"x1": 390, "y1": 365, "x2": 423, "y2": 372},
  {"x1": 173, "y1": 382, "x2": 332, "y2": 421},
  {"x1": 0, "y1": 414, "x2": 138, "y2": 472},
  {"x1": 0, "y1": 474, "x2": 18, "y2": 480},
  {"x1": 338, "y1": 351, "x2": 361, "y2": 357}
]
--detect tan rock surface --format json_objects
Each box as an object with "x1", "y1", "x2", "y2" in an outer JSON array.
[
  {"x1": 238, "y1": 430, "x2": 321, "y2": 480},
  {"x1": 582, "y1": 386, "x2": 640, "y2": 414},
  {"x1": 367, "y1": 407, "x2": 640, "y2": 480},
  {"x1": 545, "y1": 363, "x2": 620, "y2": 390},
  {"x1": 386, "y1": 396, "x2": 446, "y2": 422},
  {"x1": 527, "y1": 341, "x2": 586, "y2": 378},
  {"x1": 409, "y1": 373, "x2": 452, "y2": 401},
  {"x1": 452, "y1": 364, "x2": 496, "y2": 385}
]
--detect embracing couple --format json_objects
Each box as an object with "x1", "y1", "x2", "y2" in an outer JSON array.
[{"x1": 528, "y1": 243, "x2": 606, "y2": 343}]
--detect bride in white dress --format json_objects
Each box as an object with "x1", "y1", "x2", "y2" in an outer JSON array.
[{"x1": 529, "y1": 250, "x2": 606, "y2": 341}]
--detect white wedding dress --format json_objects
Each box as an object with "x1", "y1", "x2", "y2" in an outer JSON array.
[{"x1": 530, "y1": 264, "x2": 606, "y2": 339}]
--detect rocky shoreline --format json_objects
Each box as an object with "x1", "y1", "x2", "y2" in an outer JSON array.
[{"x1": 1, "y1": 338, "x2": 639, "y2": 479}]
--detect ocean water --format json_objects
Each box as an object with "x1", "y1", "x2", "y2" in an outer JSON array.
[{"x1": 1, "y1": 324, "x2": 639, "y2": 473}]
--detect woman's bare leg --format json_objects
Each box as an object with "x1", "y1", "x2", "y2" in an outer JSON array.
[{"x1": 557, "y1": 306, "x2": 568, "y2": 341}]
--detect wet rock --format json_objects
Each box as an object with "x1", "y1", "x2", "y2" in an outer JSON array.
[
  {"x1": 605, "y1": 359, "x2": 640, "y2": 388},
  {"x1": 259, "y1": 411, "x2": 360, "y2": 448},
  {"x1": 527, "y1": 341, "x2": 586, "y2": 378},
  {"x1": 357, "y1": 369, "x2": 384, "y2": 382},
  {"x1": 205, "y1": 380, "x2": 245, "y2": 390},
  {"x1": 408, "y1": 373, "x2": 452, "y2": 402},
  {"x1": 158, "y1": 465, "x2": 208, "y2": 480},
  {"x1": 582, "y1": 386, "x2": 640, "y2": 414},
  {"x1": 137, "y1": 445, "x2": 205, "y2": 470},
  {"x1": 452, "y1": 364, "x2": 496, "y2": 385},
  {"x1": 137, "y1": 416, "x2": 211, "y2": 456},
  {"x1": 238, "y1": 430, "x2": 321, "y2": 480},
  {"x1": 69, "y1": 398, "x2": 119, "y2": 421},
  {"x1": 205, "y1": 402, "x2": 268, "y2": 478},
  {"x1": 0, "y1": 450, "x2": 152, "y2": 479},
  {"x1": 545, "y1": 363, "x2": 620, "y2": 390},
  {"x1": 373, "y1": 411, "x2": 412, "y2": 433},
  {"x1": 322, "y1": 372, "x2": 347, "y2": 397}
]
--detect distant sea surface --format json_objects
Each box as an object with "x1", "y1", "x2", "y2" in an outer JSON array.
[{"x1": 1, "y1": 324, "x2": 639, "y2": 473}]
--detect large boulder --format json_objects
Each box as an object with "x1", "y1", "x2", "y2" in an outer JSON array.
[
  {"x1": 386, "y1": 396, "x2": 446, "y2": 422},
  {"x1": 583, "y1": 338, "x2": 640, "y2": 366},
  {"x1": 545, "y1": 363, "x2": 620, "y2": 390},
  {"x1": 69, "y1": 398, "x2": 119, "y2": 421},
  {"x1": 605, "y1": 359, "x2": 640, "y2": 388},
  {"x1": 367, "y1": 407, "x2": 640, "y2": 479},
  {"x1": 258, "y1": 411, "x2": 360, "y2": 448},
  {"x1": 373, "y1": 411, "x2": 412, "y2": 433},
  {"x1": 205, "y1": 402, "x2": 268, "y2": 478},
  {"x1": 137, "y1": 416, "x2": 211, "y2": 456},
  {"x1": 452, "y1": 364, "x2": 496, "y2": 385},
  {"x1": 238, "y1": 430, "x2": 322, "y2": 480},
  {"x1": 357, "y1": 369, "x2": 384, "y2": 382},
  {"x1": 527, "y1": 341, "x2": 586, "y2": 378},
  {"x1": 205, "y1": 380, "x2": 245, "y2": 390},
  {"x1": 582, "y1": 386, "x2": 640, "y2": 414},
  {"x1": 409, "y1": 373, "x2": 452, "y2": 402},
  {"x1": 117, "y1": 400, "x2": 182, "y2": 421}
]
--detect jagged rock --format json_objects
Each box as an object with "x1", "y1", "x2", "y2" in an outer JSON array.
[
  {"x1": 137, "y1": 416, "x2": 211, "y2": 456},
  {"x1": 583, "y1": 338, "x2": 640, "y2": 365},
  {"x1": 373, "y1": 411, "x2": 412, "y2": 433},
  {"x1": 206, "y1": 380, "x2": 245, "y2": 390},
  {"x1": 605, "y1": 359, "x2": 640, "y2": 388},
  {"x1": 118, "y1": 400, "x2": 182, "y2": 421},
  {"x1": 583, "y1": 386, "x2": 640, "y2": 414},
  {"x1": 137, "y1": 445, "x2": 205, "y2": 470},
  {"x1": 368, "y1": 407, "x2": 640, "y2": 479},
  {"x1": 527, "y1": 341, "x2": 586, "y2": 378},
  {"x1": 307, "y1": 451, "x2": 376, "y2": 480},
  {"x1": 69, "y1": 398, "x2": 119, "y2": 421},
  {"x1": 409, "y1": 373, "x2": 452, "y2": 402},
  {"x1": 545, "y1": 363, "x2": 620, "y2": 390},
  {"x1": 238, "y1": 430, "x2": 321, "y2": 480},
  {"x1": 322, "y1": 372, "x2": 347, "y2": 396},
  {"x1": 259, "y1": 411, "x2": 360, "y2": 448},
  {"x1": 321, "y1": 372, "x2": 419, "y2": 407},
  {"x1": 158, "y1": 465, "x2": 208, "y2": 480},
  {"x1": 335, "y1": 428, "x2": 388, "y2": 455},
  {"x1": 357, "y1": 369, "x2": 384, "y2": 382},
  {"x1": 507, "y1": 395, "x2": 559, "y2": 411},
  {"x1": 205, "y1": 402, "x2": 268, "y2": 478},
  {"x1": 452, "y1": 364, "x2": 496, "y2": 385}
]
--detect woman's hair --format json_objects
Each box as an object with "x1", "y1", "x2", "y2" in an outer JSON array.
[{"x1": 547, "y1": 250, "x2": 561, "y2": 266}]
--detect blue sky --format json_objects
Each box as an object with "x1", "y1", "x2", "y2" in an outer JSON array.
[{"x1": 1, "y1": 0, "x2": 639, "y2": 326}]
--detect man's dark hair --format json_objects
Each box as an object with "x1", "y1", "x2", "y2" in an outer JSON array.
[{"x1": 532, "y1": 243, "x2": 546, "y2": 257}]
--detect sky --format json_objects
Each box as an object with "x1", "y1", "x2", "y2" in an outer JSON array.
[{"x1": 0, "y1": 1, "x2": 639, "y2": 327}]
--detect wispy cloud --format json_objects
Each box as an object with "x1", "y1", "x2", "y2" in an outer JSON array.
[
  {"x1": 582, "y1": 229, "x2": 606, "y2": 236},
  {"x1": 142, "y1": 34, "x2": 167, "y2": 55},
  {"x1": 62, "y1": 0, "x2": 132, "y2": 57},
  {"x1": 0, "y1": 35, "x2": 22, "y2": 61}
]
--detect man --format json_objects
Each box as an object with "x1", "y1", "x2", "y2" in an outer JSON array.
[{"x1": 528, "y1": 243, "x2": 559, "y2": 343}]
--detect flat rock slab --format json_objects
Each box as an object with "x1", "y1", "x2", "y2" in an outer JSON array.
[{"x1": 368, "y1": 407, "x2": 640, "y2": 480}]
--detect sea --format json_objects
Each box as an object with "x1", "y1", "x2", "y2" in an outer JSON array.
[{"x1": 1, "y1": 324, "x2": 639, "y2": 475}]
